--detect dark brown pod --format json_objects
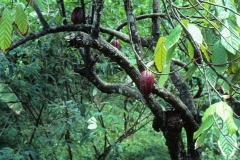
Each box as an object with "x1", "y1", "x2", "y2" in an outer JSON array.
[
  {"x1": 111, "y1": 39, "x2": 121, "y2": 50},
  {"x1": 193, "y1": 50, "x2": 202, "y2": 64},
  {"x1": 140, "y1": 70, "x2": 154, "y2": 96},
  {"x1": 71, "y1": 7, "x2": 84, "y2": 24}
]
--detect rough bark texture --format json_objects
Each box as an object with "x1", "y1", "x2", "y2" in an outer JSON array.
[{"x1": 170, "y1": 63, "x2": 202, "y2": 160}]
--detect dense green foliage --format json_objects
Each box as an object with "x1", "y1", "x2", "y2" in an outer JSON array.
[{"x1": 0, "y1": 0, "x2": 240, "y2": 159}]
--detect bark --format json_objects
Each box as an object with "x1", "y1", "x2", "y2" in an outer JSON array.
[{"x1": 170, "y1": 63, "x2": 202, "y2": 160}]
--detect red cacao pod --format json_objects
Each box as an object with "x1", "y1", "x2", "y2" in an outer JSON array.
[
  {"x1": 140, "y1": 70, "x2": 154, "y2": 96},
  {"x1": 111, "y1": 39, "x2": 121, "y2": 50},
  {"x1": 71, "y1": 7, "x2": 84, "y2": 24}
]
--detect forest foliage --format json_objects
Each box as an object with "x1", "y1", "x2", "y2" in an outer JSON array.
[{"x1": 0, "y1": 0, "x2": 240, "y2": 159}]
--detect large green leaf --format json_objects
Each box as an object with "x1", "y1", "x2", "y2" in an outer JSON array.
[
  {"x1": 154, "y1": 37, "x2": 167, "y2": 72},
  {"x1": 215, "y1": 102, "x2": 237, "y2": 135},
  {"x1": 205, "y1": 67, "x2": 217, "y2": 86},
  {"x1": 0, "y1": 9, "x2": 13, "y2": 53},
  {"x1": 215, "y1": 101, "x2": 232, "y2": 121},
  {"x1": 184, "y1": 64, "x2": 197, "y2": 80},
  {"x1": 158, "y1": 63, "x2": 170, "y2": 88},
  {"x1": 194, "y1": 116, "x2": 213, "y2": 139},
  {"x1": 166, "y1": 44, "x2": 176, "y2": 64},
  {"x1": 226, "y1": 117, "x2": 238, "y2": 135},
  {"x1": 15, "y1": 4, "x2": 29, "y2": 36},
  {"x1": 202, "y1": 102, "x2": 218, "y2": 122},
  {"x1": 187, "y1": 23, "x2": 203, "y2": 44},
  {"x1": 215, "y1": 0, "x2": 229, "y2": 20},
  {"x1": 212, "y1": 41, "x2": 228, "y2": 73},
  {"x1": 158, "y1": 45, "x2": 176, "y2": 88},
  {"x1": 225, "y1": 0, "x2": 240, "y2": 27},
  {"x1": 165, "y1": 25, "x2": 182, "y2": 49},
  {"x1": 220, "y1": 20, "x2": 240, "y2": 54},
  {"x1": 218, "y1": 125, "x2": 237, "y2": 159},
  {"x1": 195, "y1": 127, "x2": 210, "y2": 148}
]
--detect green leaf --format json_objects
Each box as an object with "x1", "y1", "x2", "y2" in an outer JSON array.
[
  {"x1": 184, "y1": 64, "x2": 197, "y2": 80},
  {"x1": 0, "y1": 83, "x2": 23, "y2": 114},
  {"x1": 34, "y1": 0, "x2": 50, "y2": 14},
  {"x1": 226, "y1": 117, "x2": 238, "y2": 135},
  {"x1": 182, "y1": 19, "x2": 189, "y2": 27},
  {"x1": 80, "y1": 104, "x2": 86, "y2": 117},
  {"x1": 194, "y1": 116, "x2": 213, "y2": 139},
  {"x1": 158, "y1": 62, "x2": 170, "y2": 88},
  {"x1": 187, "y1": 23, "x2": 203, "y2": 44},
  {"x1": 165, "y1": 25, "x2": 182, "y2": 49},
  {"x1": 166, "y1": 44, "x2": 176, "y2": 64},
  {"x1": 215, "y1": 102, "x2": 232, "y2": 121},
  {"x1": 231, "y1": 68, "x2": 240, "y2": 84},
  {"x1": 202, "y1": 102, "x2": 218, "y2": 122},
  {"x1": 234, "y1": 118, "x2": 240, "y2": 134},
  {"x1": 158, "y1": 45, "x2": 176, "y2": 88},
  {"x1": 220, "y1": 20, "x2": 240, "y2": 54},
  {"x1": 195, "y1": 127, "x2": 210, "y2": 148},
  {"x1": 218, "y1": 125, "x2": 237, "y2": 159},
  {"x1": 187, "y1": 40, "x2": 194, "y2": 60},
  {"x1": 15, "y1": 4, "x2": 29, "y2": 36},
  {"x1": 0, "y1": 9, "x2": 13, "y2": 53},
  {"x1": 222, "y1": 77, "x2": 231, "y2": 93},
  {"x1": 205, "y1": 67, "x2": 217, "y2": 86},
  {"x1": 200, "y1": 44, "x2": 210, "y2": 61},
  {"x1": 212, "y1": 41, "x2": 228, "y2": 73},
  {"x1": 154, "y1": 37, "x2": 167, "y2": 72}
]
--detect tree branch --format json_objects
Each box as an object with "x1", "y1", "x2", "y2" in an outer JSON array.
[
  {"x1": 91, "y1": 0, "x2": 104, "y2": 38},
  {"x1": 32, "y1": 0, "x2": 49, "y2": 29}
]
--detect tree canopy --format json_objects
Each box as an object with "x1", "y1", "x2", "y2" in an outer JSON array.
[{"x1": 0, "y1": 0, "x2": 240, "y2": 159}]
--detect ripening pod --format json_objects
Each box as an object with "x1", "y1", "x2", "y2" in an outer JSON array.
[
  {"x1": 71, "y1": 7, "x2": 84, "y2": 24},
  {"x1": 111, "y1": 39, "x2": 121, "y2": 50},
  {"x1": 140, "y1": 70, "x2": 154, "y2": 96}
]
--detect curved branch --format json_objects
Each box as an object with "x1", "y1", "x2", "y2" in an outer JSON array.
[{"x1": 74, "y1": 68, "x2": 143, "y2": 101}]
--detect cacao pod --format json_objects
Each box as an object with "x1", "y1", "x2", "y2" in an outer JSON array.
[
  {"x1": 193, "y1": 50, "x2": 202, "y2": 64},
  {"x1": 140, "y1": 70, "x2": 154, "y2": 96},
  {"x1": 111, "y1": 39, "x2": 121, "y2": 50},
  {"x1": 71, "y1": 7, "x2": 84, "y2": 24}
]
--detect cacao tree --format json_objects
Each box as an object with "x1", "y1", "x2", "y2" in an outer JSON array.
[{"x1": 0, "y1": 0, "x2": 240, "y2": 159}]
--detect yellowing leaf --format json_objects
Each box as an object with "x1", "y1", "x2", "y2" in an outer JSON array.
[
  {"x1": 15, "y1": 4, "x2": 29, "y2": 36},
  {"x1": 200, "y1": 44, "x2": 210, "y2": 61},
  {"x1": 154, "y1": 37, "x2": 167, "y2": 72},
  {"x1": 216, "y1": 102, "x2": 232, "y2": 121},
  {"x1": 226, "y1": 118, "x2": 238, "y2": 135},
  {"x1": 182, "y1": 19, "x2": 189, "y2": 27},
  {"x1": 0, "y1": 9, "x2": 13, "y2": 53}
]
